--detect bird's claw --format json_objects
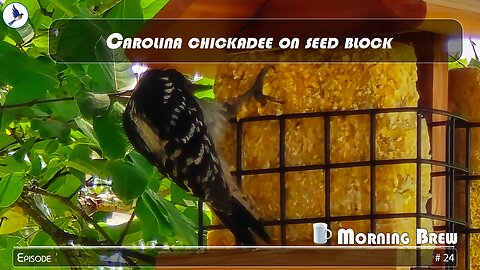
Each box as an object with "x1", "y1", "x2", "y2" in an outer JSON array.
[{"x1": 224, "y1": 65, "x2": 284, "y2": 115}]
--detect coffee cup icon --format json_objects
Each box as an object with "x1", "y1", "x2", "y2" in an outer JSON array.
[{"x1": 313, "y1": 223, "x2": 332, "y2": 244}]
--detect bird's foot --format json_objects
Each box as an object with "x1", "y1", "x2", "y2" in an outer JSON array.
[{"x1": 224, "y1": 66, "x2": 284, "y2": 115}]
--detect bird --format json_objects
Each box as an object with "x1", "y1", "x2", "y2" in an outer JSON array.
[
  {"x1": 8, "y1": 4, "x2": 24, "y2": 26},
  {"x1": 122, "y1": 68, "x2": 274, "y2": 245}
]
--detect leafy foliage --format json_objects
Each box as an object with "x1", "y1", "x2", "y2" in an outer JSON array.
[
  {"x1": 448, "y1": 38, "x2": 480, "y2": 70},
  {"x1": 0, "y1": 0, "x2": 213, "y2": 268}
]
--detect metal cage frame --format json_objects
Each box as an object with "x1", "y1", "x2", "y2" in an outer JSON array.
[{"x1": 196, "y1": 106, "x2": 479, "y2": 268}]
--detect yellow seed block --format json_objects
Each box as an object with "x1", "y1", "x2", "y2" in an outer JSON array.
[
  {"x1": 208, "y1": 43, "x2": 432, "y2": 245},
  {"x1": 472, "y1": 233, "x2": 480, "y2": 269}
]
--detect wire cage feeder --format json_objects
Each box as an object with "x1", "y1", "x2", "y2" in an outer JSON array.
[{"x1": 193, "y1": 106, "x2": 480, "y2": 268}]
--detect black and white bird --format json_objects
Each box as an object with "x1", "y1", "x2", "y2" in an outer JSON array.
[{"x1": 122, "y1": 68, "x2": 272, "y2": 245}]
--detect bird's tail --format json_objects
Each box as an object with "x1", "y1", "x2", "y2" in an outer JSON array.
[{"x1": 213, "y1": 197, "x2": 271, "y2": 246}]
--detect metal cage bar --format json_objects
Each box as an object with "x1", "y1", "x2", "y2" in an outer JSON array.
[{"x1": 196, "y1": 106, "x2": 479, "y2": 268}]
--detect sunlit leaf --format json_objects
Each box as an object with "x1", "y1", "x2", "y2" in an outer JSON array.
[
  {"x1": 141, "y1": 0, "x2": 169, "y2": 19},
  {"x1": 0, "y1": 207, "x2": 29, "y2": 235}
]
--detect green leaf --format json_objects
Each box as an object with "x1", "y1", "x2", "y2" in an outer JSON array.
[
  {"x1": 66, "y1": 145, "x2": 107, "y2": 177},
  {"x1": 448, "y1": 53, "x2": 468, "y2": 70},
  {"x1": 0, "y1": 156, "x2": 28, "y2": 178},
  {"x1": 0, "y1": 133, "x2": 16, "y2": 151},
  {"x1": 469, "y1": 58, "x2": 480, "y2": 68},
  {"x1": 75, "y1": 91, "x2": 111, "y2": 118},
  {"x1": 13, "y1": 137, "x2": 36, "y2": 163},
  {"x1": 87, "y1": 64, "x2": 114, "y2": 93},
  {"x1": 141, "y1": 0, "x2": 169, "y2": 19},
  {"x1": 50, "y1": 20, "x2": 111, "y2": 62},
  {"x1": 65, "y1": 64, "x2": 92, "y2": 88},
  {"x1": 93, "y1": 103, "x2": 129, "y2": 159},
  {"x1": 108, "y1": 160, "x2": 147, "y2": 201},
  {"x1": 74, "y1": 118, "x2": 99, "y2": 145},
  {"x1": 0, "y1": 17, "x2": 8, "y2": 41},
  {"x1": 0, "y1": 42, "x2": 59, "y2": 104},
  {"x1": 99, "y1": 218, "x2": 142, "y2": 243},
  {"x1": 0, "y1": 207, "x2": 29, "y2": 235},
  {"x1": 183, "y1": 206, "x2": 211, "y2": 227},
  {"x1": 106, "y1": 0, "x2": 144, "y2": 36},
  {"x1": 128, "y1": 151, "x2": 154, "y2": 180},
  {"x1": 170, "y1": 182, "x2": 197, "y2": 207},
  {"x1": 0, "y1": 173, "x2": 25, "y2": 208},
  {"x1": 0, "y1": 235, "x2": 22, "y2": 269},
  {"x1": 30, "y1": 153, "x2": 43, "y2": 176},
  {"x1": 135, "y1": 191, "x2": 171, "y2": 242},
  {"x1": 48, "y1": 0, "x2": 93, "y2": 17},
  {"x1": 85, "y1": 0, "x2": 122, "y2": 15},
  {"x1": 45, "y1": 139, "x2": 60, "y2": 155},
  {"x1": 90, "y1": 37, "x2": 136, "y2": 92},
  {"x1": 137, "y1": 189, "x2": 197, "y2": 245},
  {"x1": 49, "y1": 100, "x2": 81, "y2": 121},
  {"x1": 31, "y1": 119, "x2": 71, "y2": 142},
  {"x1": 30, "y1": 231, "x2": 56, "y2": 246},
  {"x1": 47, "y1": 174, "x2": 82, "y2": 197}
]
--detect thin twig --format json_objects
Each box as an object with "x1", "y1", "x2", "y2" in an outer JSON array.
[
  {"x1": 41, "y1": 168, "x2": 69, "y2": 189},
  {"x1": 0, "y1": 97, "x2": 75, "y2": 110},
  {"x1": 0, "y1": 90, "x2": 133, "y2": 111},
  {"x1": 470, "y1": 37, "x2": 479, "y2": 62},
  {"x1": 117, "y1": 211, "x2": 136, "y2": 245},
  {"x1": 448, "y1": 53, "x2": 466, "y2": 68}
]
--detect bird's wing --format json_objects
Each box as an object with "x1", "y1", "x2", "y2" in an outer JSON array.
[{"x1": 12, "y1": 5, "x2": 20, "y2": 17}]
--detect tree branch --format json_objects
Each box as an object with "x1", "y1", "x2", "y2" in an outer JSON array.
[
  {"x1": 24, "y1": 186, "x2": 114, "y2": 243},
  {"x1": 17, "y1": 194, "x2": 91, "y2": 268},
  {"x1": 23, "y1": 187, "x2": 156, "y2": 266},
  {"x1": 0, "y1": 90, "x2": 133, "y2": 111}
]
